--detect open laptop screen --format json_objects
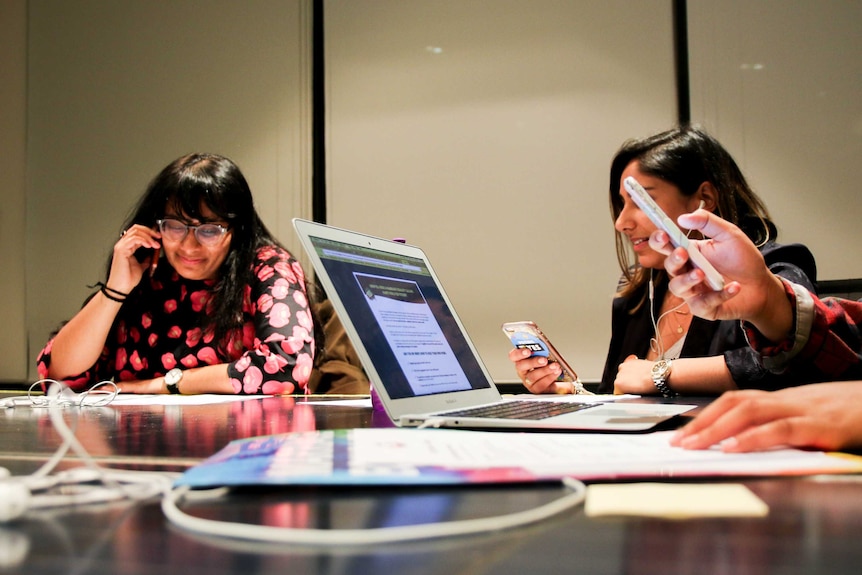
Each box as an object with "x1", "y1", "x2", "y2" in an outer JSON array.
[{"x1": 308, "y1": 235, "x2": 491, "y2": 399}]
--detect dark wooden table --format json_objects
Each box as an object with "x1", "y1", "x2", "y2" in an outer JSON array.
[{"x1": 1, "y1": 392, "x2": 861, "y2": 574}]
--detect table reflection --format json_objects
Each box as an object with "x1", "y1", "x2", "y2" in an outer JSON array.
[
  {"x1": 0, "y1": 483, "x2": 567, "y2": 574},
  {"x1": 28, "y1": 396, "x2": 373, "y2": 463}
]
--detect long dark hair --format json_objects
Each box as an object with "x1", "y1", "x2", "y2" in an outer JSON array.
[
  {"x1": 609, "y1": 125, "x2": 776, "y2": 301},
  {"x1": 112, "y1": 153, "x2": 317, "y2": 349}
]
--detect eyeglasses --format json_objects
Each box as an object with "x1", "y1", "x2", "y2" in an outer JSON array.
[{"x1": 157, "y1": 219, "x2": 229, "y2": 246}]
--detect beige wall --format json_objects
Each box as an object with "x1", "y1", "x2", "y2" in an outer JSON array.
[
  {"x1": 0, "y1": 0, "x2": 28, "y2": 382},
  {"x1": 325, "y1": 0, "x2": 678, "y2": 382},
  {"x1": 688, "y1": 0, "x2": 862, "y2": 280}
]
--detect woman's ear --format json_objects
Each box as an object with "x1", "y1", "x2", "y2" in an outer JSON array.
[{"x1": 695, "y1": 182, "x2": 718, "y2": 212}]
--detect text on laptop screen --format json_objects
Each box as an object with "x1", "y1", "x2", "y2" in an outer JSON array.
[{"x1": 309, "y1": 235, "x2": 491, "y2": 399}]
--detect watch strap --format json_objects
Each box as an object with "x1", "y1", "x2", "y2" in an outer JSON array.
[
  {"x1": 651, "y1": 359, "x2": 678, "y2": 398},
  {"x1": 652, "y1": 377, "x2": 677, "y2": 398}
]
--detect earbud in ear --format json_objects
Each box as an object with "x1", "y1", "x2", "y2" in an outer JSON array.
[{"x1": 0, "y1": 481, "x2": 31, "y2": 523}]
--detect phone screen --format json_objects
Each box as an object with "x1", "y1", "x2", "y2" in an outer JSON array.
[{"x1": 501, "y1": 321, "x2": 576, "y2": 383}]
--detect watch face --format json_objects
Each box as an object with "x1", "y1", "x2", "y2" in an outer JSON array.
[
  {"x1": 651, "y1": 360, "x2": 675, "y2": 397},
  {"x1": 165, "y1": 368, "x2": 182, "y2": 385},
  {"x1": 652, "y1": 360, "x2": 671, "y2": 379}
]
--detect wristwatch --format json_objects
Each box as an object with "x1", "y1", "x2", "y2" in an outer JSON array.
[
  {"x1": 651, "y1": 359, "x2": 678, "y2": 398},
  {"x1": 164, "y1": 368, "x2": 184, "y2": 395}
]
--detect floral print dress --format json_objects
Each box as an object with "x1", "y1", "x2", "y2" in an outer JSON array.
[{"x1": 37, "y1": 245, "x2": 315, "y2": 395}]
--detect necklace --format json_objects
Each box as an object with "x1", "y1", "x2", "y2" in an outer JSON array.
[
  {"x1": 647, "y1": 221, "x2": 700, "y2": 358},
  {"x1": 669, "y1": 306, "x2": 690, "y2": 334},
  {"x1": 648, "y1": 276, "x2": 691, "y2": 359}
]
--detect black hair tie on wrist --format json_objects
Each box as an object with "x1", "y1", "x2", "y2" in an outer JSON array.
[
  {"x1": 100, "y1": 287, "x2": 125, "y2": 303},
  {"x1": 92, "y1": 282, "x2": 129, "y2": 303}
]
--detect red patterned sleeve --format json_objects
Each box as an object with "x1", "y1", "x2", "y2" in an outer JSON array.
[
  {"x1": 745, "y1": 279, "x2": 862, "y2": 379},
  {"x1": 226, "y1": 246, "x2": 316, "y2": 395}
]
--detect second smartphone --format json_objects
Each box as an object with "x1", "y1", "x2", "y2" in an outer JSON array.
[{"x1": 501, "y1": 321, "x2": 592, "y2": 394}]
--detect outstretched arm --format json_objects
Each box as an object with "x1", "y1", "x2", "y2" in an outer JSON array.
[{"x1": 649, "y1": 210, "x2": 793, "y2": 343}]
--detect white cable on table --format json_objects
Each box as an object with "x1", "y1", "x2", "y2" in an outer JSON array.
[
  {"x1": 162, "y1": 477, "x2": 586, "y2": 546},
  {"x1": 2, "y1": 380, "x2": 588, "y2": 546}
]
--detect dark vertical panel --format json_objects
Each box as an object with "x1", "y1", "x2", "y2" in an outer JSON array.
[
  {"x1": 673, "y1": 0, "x2": 690, "y2": 124},
  {"x1": 312, "y1": 0, "x2": 327, "y2": 223}
]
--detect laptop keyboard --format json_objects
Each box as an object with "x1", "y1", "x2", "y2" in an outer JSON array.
[{"x1": 436, "y1": 400, "x2": 597, "y2": 420}]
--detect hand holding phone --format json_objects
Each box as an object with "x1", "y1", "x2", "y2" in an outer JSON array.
[
  {"x1": 501, "y1": 321, "x2": 592, "y2": 395},
  {"x1": 623, "y1": 176, "x2": 725, "y2": 291},
  {"x1": 133, "y1": 244, "x2": 161, "y2": 277}
]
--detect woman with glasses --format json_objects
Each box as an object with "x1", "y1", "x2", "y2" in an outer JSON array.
[{"x1": 36, "y1": 153, "x2": 316, "y2": 395}]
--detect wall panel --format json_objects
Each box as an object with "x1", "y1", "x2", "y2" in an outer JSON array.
[
  {"x1": 688, "y1": 0, "x2": 862, "y2": 280},
  {"x1": 325, "y1": 0, "x2": 677, "y2": 382}
]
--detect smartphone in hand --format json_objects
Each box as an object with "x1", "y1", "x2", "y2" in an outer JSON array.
[
  {"x1": 623, "y1": 176, "x2": 725, "y2": 291},
  {"x1": 134, "y1": 244, "x2": 161, "y2": 276},
  {"x1": 501, "y1": 321, "x2": 592, "y2": 394}
]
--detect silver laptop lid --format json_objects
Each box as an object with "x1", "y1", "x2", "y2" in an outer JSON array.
[{"x1": 293, "y1": 219, "x2": 502, "y2": 423}]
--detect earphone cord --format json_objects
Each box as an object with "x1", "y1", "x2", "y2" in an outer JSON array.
[
  {"x1": 648, "y1": 273, "x2": 662, "y2": 359},
  {"x1": 30, "y1": 381, "x2": 119, "y2": 480},
  {"x1": 0, "y1": 381, "x2": 176, "y2": 525},
  {"x1": 162, "y1": 477, "x2": 587, "y2": 546},
  {"x1": 3, "y1": 381, "x2": 586, "y2": 546},
  {"x1": 649, "y1": 207, "x2": 701, "y2": 360},
  {"x1": 649, "y1": 275, "x2": 689, "y2": 361}
]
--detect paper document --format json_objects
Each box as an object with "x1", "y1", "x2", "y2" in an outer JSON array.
[
  {"x1": 175, "y1": 428, "x2": 862, "y2": 488},
  {"x1": 109, "y1": 394, "x2": 262, "y2": 406},
  {"x1": 354, "y1": 272, "x2": 472, "y2": 395}
]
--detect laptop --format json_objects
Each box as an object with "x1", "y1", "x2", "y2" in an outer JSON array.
[{"x1": 293, "y1": 218, "x2": 695, "y2": 431}]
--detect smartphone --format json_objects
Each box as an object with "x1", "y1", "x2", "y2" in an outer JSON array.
[
  {"x1": 134, "y1": 246, "x2": 154, "y2": 263},
  {"x1": 134, "y1": 245, "x2": 161, "y2": 276},
  {"x1": 623, "y1": 176, "x2": 725, "y2": 291},
  {"x1": 501, "y1": 321, "x2": 592, "y2": 394}
]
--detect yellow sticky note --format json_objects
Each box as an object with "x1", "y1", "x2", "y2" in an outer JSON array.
[{"x1": 585, "y1": 483, "x2": 769, "y2": 519}]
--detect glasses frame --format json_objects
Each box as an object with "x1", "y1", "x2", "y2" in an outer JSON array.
[{"x1": 157, "y1": 218, "x2": 230, "y2": 246}]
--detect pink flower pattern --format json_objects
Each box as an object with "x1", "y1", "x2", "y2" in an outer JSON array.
[
  {"x1": 36, "y1": 246, "x2": 315, "y2": 395},
  {"x1": 186, "y1": 327, "x2": 202, "y2": 348},
  {"x1": 267, "y1": 302, "x2": 292, "y2": 329},
  {"x1": 257, "y1": 293, "x2": 274, "y2": 314}
]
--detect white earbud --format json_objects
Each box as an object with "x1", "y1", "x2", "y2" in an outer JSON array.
[
  {"x1": 0, "y1": 480, "x2": 31, "y2": 523},
  {"x1": 0, "y1": 526, "x2": 30, "y2": 570}
]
